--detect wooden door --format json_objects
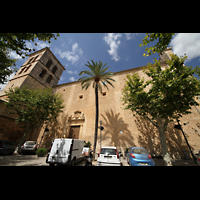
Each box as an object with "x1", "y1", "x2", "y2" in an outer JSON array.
[{"x1": 69, "y1": 126, "x2": 80, "y2": 139}]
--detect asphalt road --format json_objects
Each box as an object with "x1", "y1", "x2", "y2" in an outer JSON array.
[
  {"x1": 2, "y1": 153, "x2": 195, "y2": 166},
  {"x1": 0, "y1": 153, "x2": 86, "y2": 166}
]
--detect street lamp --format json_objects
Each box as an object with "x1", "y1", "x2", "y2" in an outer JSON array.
[{"x1": 99, "y1": 120, "x2": 104, "y2": 149}]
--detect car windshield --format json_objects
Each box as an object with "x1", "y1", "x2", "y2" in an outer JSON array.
[
  {"x1": 100, "y1": 148, "x2": 116, "y2": 155},
  {"x1": 132, "y1": 148, "x2": 148, "y2": 154},
  {"x1": 26, "y1": 142, "x2": 35, "y2": 145}
]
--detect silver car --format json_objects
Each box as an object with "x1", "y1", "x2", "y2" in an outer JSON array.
[{"x1": 20, "y1": 141, "x2": 38, "y2": 154}]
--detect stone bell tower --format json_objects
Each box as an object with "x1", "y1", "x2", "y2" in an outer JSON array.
[
  {"x1": 159, "y1": 47, "x2": 174, "y2": 62},
  {"x1": 0, "y1": 47, "x2": 65, "y2": 97}
]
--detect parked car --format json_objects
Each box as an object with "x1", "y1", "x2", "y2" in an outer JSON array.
[
  {"x1": 127, "y1": 147, "x2": 155, "y2": 166},
  {"x1": 20, "y1": 141, "x2": 38, "y2": 154},
  {"x1": 46, "y1": 138, "x2": 85, "y2": 166},
  {"x1": 97, "y1": 146, "x2": 122, "y2": 166},
  {"x1": 0, "y1": 140, "x2": 16, "y2": 155}
]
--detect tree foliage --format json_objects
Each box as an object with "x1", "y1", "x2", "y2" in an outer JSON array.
[
  {"x1": 122, "y1": 54, "x2": 200, "y2": 165},
  {"x1": 4, "y1": 86, "x2": 64, "y2": 128},
  {"x1": 122, "y1": 54, "x2": 200, "y2": 122},
  {"x1": 139, "y1": 33, "x2": 175, "y2": 56},
  {"x1": 0, "y1": 33, "x2": 60, "y2": 84}
]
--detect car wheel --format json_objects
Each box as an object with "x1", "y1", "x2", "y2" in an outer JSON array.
[
  {"x1": 71, "y1": 158, "x2": 76, "y2": 166},
  {"x1": 127, "y1": 158, "x2": 130, "y2": 165}
]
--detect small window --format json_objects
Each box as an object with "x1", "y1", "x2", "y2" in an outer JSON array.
[
  {"x1": 102, "y1": 92, "x2": 106, "y2": 96},
  {"x1": 32, "y1": 55, "x2": 39, "y2": 62},
  {"x1": 27, "y1": 57, "x2": 34, "y2": 64},
  {"x1": 18, "y1": 67, "x2": 26, "y2": 75},
  {"x1": 79, "y1": 95, "x2": 83, "y2": 99},
  {"x1": 46, "y1": 60, "x2": 52, "y2": 69},
  {"x1": 46, "y1": 75, "x2": 53, "y2": 84},
  {"x1": 39, "y1": 69, "x2": 47, "y2": 78},
  {"x1": 24, "y1": 64, "x2": 31, "y2": 73},
  {"x1": 52, "y1": 66, "x2": 57, "y2": 74}
]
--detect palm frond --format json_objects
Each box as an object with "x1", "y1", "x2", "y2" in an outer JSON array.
[
  {"x1": 104, "y1": 78, "x2": 115, "y2": 88},
  {"x1": 79, "y1": 70, "x2": 94, "y2": 77},
  {"x1": 101, "y1": 80, "x2": 109, "y2": 91},
  {"x1": 79, "y1": 60, "x2": 115, "y2": 91},
  {"x1": 82, "y1": 81, "x2": 92, "y2": 90}
]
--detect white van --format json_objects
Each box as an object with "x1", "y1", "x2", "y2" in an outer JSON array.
[{"x1": 46, "y1": 138, "x2": 85, "y2": 166}]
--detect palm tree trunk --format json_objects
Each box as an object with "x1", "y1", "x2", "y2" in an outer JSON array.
[{"x1": 93, "y1": 83, "x2": 99, "y2": 160}]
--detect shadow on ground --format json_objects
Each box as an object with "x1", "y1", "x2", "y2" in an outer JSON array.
[{"x1": 0, "y1": 153, "x2": 43, "y2": 166}]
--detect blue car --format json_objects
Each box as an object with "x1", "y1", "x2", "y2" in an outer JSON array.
[{"x1": 127, "y1": 147, "x2": 155, "y2": 166}]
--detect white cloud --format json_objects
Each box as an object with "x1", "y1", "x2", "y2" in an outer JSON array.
[
  {"x1": 67, "y1": 70, "x2": 78, "y2": 75},
  {"x1": 67, "y1": 70, "x2": 73, "y2": 74},
  {"x1": 69, "y1": 77, "x2": 75, "y2": 82},
  {"x1": 170, "y1": 33, "x2": 200, "y2": 63},
  {"x1": 55, "y1": 43, "x2": 83, "y2": 65},
  {"x1": 124, "y1": 33, "x2": 139, "y2": 40},
  {"x1": 9, "y1": 51, "x2": 22, "y2": 60},
  {"x1": 60, "y1": 76, "x2": 65, "y2": 81},
  {"x1": 103, "y1": 33, "x2": 122, "y2": 61}
]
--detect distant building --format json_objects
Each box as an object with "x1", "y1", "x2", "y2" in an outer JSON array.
[{"x1": 0, "y1": 47, "x2": 199, "y2": 159}]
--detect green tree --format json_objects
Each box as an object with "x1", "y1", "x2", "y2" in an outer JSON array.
[
  {"x1": 121, "y1": 54, "x2": 200, "y2": 165},
  {"x1": 0, "y1": 33, "x2": 60, "y2": 84},
  {"x1": 139, "y1": 33, "x2": 175, "y2": 56},
  {"x1": 4, "y1": 86, "x2": 64, "y2": 152},
  {"x1": 78, "y1": 60, "x2": 115, "y2": 157}
]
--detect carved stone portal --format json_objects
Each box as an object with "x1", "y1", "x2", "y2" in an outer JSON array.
[{"x1": 68, "y1": 110, "x2": 85, "y2": 122}]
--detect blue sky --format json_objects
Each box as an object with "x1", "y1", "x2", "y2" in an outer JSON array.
[{"x1": 1, "y1": 33, "x2": 200, "y2": 89}]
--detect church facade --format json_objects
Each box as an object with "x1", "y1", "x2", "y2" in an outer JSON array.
[{"x1": 0, "y1": 47, "x2": 200, "y2": 159}]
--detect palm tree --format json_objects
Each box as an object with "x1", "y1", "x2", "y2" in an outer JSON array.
[{"x1": 78, "y1": 60, "x2": 115, "y2": 158}]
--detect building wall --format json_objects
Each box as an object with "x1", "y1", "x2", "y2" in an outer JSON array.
[
  {"x1": 0, "y1": 47, "x2": 65, "y2": 146},
  {"x1": 1, "y1": 46, "x2": 200, "y2": 159},
  {"x1": 40, "y1": 61, "x2": 200, "y2": 158}
]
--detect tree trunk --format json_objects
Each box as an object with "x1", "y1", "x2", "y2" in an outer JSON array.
[
  {"x1": 157, "y1": 118, "x2": 172, "y2": 166},
  {"x1": 16, "y1": 122, "x2": 30, "y2": 153},
  {"x1": 93, "y1": 83, "x2": 99, "y2": 160}
]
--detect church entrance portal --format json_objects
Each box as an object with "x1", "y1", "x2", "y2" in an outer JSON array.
[{"x1": 69, "y1": 125, "x2": 80, "y2": 139}]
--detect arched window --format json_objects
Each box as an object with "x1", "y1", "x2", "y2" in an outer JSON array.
[
  {"x1": 39, "y1": 69, "x2": 47, "y2": 78},
  {"x1": 32, "y1": 55, "x2": 39, "y2": 62},
  {"x1": 52, "y1": 66, "x2": 57, "y2": 74},
  {"x1": 18, "y1": 67, "x2": 26, "y2": 75},
  {"x1": 46, "y1": 75, "x2": 53, "y2": 84},
  {"x1": 27, "y1": 57, "x2": 34, "y2": 64},
  {"x1": 24, "y1": 64, "x2": 31, "y2": 73},
  {"x1": 46, "y1": 60, "x2": 52, "y2": 69}
]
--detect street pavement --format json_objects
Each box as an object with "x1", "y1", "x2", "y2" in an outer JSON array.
[
  {"x1": 0, "y1": 153, "x2": 49, "y2": 166},
  {"x1": 0, "y1": 153, "x2": 197, "y2": 166},
  {"x1": 0, "y1": 153, "x2": 85, "y2": 166}
]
